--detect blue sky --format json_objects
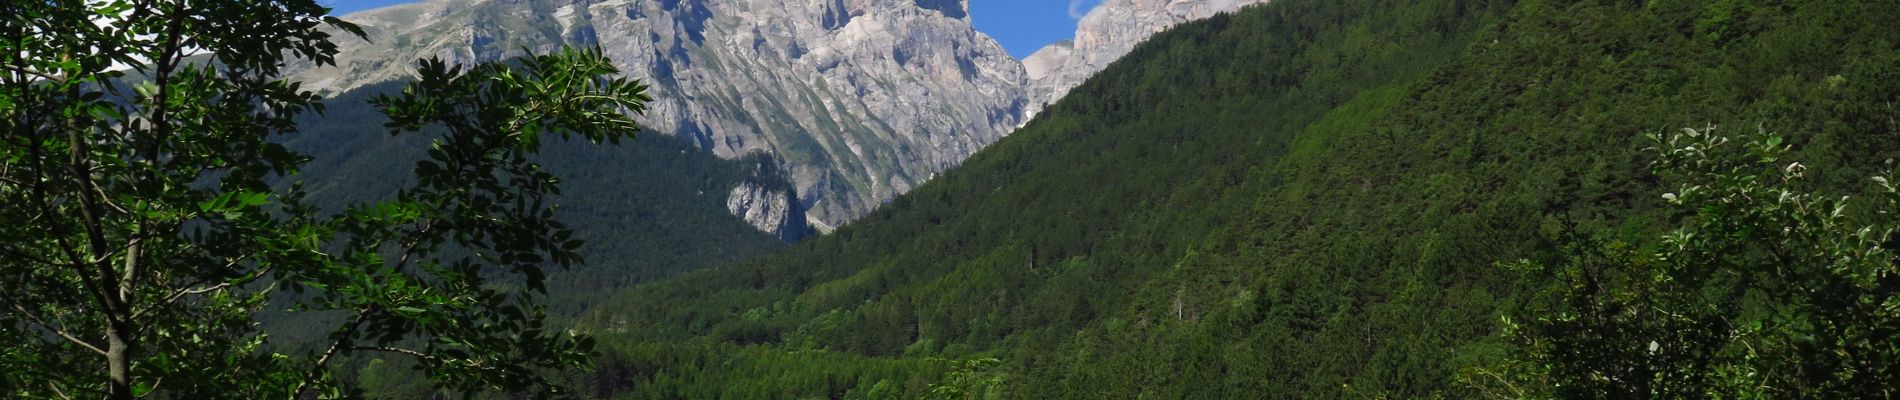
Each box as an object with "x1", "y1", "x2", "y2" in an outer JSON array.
[
  {"x1": 970, "y1": 0, "x2": 1098, "y2": 58},
  {"x1": 320, "y1": 0, "x2": 1097, "y2": 59}
]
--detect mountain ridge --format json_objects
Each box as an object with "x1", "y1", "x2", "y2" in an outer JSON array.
[
  {"x1": 293, "y1": 0, "x2": 1261, "y2": 235},
  {"x1": 291, "y1": 0, "x2": 1026, "y2": 233},
  {"x1": 1023, "y1": 0, "x2": 1271, "y2": 117},
  {"x1": 546, "y1": 0, "x2": 1900, "y2": 397}
]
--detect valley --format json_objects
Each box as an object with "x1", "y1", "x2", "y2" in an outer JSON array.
[{"x1": 5, "y1": 0, "x2": 1899, "y2": 398}]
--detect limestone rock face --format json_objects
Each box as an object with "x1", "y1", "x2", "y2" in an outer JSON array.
[
  {"x1": 291, "y1": 0, "x2": 1028, "y2": 230},
  {"x1": 291, "y1": 0, "x2": 1260, "y2": 236},
  {"x1": 1021, "y1": 0, "x2": 1269, "y2": 118},
  {"x1": 1020, "y1": 40, "x2": 1073, "y2": 83},
  {"x1": 725, "y1": 180, "x2": 808, "y2": 242}
]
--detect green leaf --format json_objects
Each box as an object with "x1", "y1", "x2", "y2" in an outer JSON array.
[{"x1": 236, "y1": 192, "x2": 270, "y2": 208}]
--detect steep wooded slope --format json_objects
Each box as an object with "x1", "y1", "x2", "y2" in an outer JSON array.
[
  {"x1": 287, "y1": 82, "x2": 788, "y2": 315},
  {"x1": 566, "y1": 0, "x2": 1900, "y2": 398}
]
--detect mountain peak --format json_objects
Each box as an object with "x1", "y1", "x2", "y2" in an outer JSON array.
[
  {"x1": 1023, "y1": 0, "x2": 1269, "y2": 118},
  {"x1": 1021, "y1": 40, "x2": 1073, "y2": 82},
  {"x1": 913, "y1": 0, "x2": 968, "y2": 20}
]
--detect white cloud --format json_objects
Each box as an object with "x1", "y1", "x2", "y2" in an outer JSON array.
[{"x1": 1067, "y1": 0, "x2": 1100, "y2": 19}]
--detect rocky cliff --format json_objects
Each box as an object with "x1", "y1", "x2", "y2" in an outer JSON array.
[
  {"x1": 294, "y1": 0, "x2": 1259, "y2": 238},
  {"x1": 1022, "y1": 0, "x2": 1268, "y2": 118},
  {"x1": 292, "y1": 0, "x2": 1028, "y2": 234},
  {"x1": 726, "y1": 181, "x2": 807, "y2": 242}
]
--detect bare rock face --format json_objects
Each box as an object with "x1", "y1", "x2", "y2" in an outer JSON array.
[
  {"x1": 1022, "y1": 0, "x2": 1268, "y2": 118},
  {"x1": 291, "y1": 0, "x2": 1027, "y2": 230},
  {"x1": 1020, "y1": 40, "x2": 1074, "y2": 84},
  {"x1": 291, "y1": 0, "x2": 1259, "y2": 236},
  {"x1": 725, "y1": 180, "x2": 808, "y2": 242}
]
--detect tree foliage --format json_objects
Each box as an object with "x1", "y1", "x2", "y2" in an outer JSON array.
[
  {"x1": 1478, "y1": 126, "x2": 1900, "y2": 399},
  {"x1": 0, "y1": 0, "x2": 649, "y2": 397},
  {"x1": 924, "y1": 357, "x2": 1006, "y2": 400},
  {"x1": 285, "y1": 80, "x2": 786, "y2": 319},
  {"x1": 567, "y1": 0, "x2": 1900, "y2": 398}
]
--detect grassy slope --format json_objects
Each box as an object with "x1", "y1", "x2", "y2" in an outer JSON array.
[{"x1": 576, "y1": 0, "x2": 1900, "y2": 398}]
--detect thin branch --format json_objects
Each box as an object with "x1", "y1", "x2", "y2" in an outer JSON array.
[
  {"x1": 352, "y1": 346, "x2": 507, "y2": 372},
  {"x1": 388, "y1": 222, "x2": 434, "y2": 273},
  {"x1": 292, "y1": 308, "x2": 371, "y2": 399},
  {"x1": 179, "y1": 280, "x2": 238, "y2": 296},
  {"x1": 0, "y1": 64, "x2": 64, "y2": 82},
  {"x1": 10, "y1": 303, "x2": 107, "y2": 356},
  {"x1": 351, "y1": 346, "x2": 433, "y2": 360},
  {"x1": 132, "y1": 376, "x2": 162, "y2": 399},
  {"x1": 131, "y1": 257, "x2": 259, "y2": 320},
  {"x1": 1472, "y1": 367, "x2": 1527, "y2": 400},
  {"x1": 94, "y1": 182, "x2": 132, "y2": 215},
  {"x1": 47, "y1": 381, "x2": 72, "y2": 400}
]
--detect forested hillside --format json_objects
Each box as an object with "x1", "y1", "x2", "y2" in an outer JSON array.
[
  {"x1": 288, "y1": 82, "x2": 788, "y2": 315},
  {"x1": 563, "y1": 0, "x2": 1900, "y2": 398}
]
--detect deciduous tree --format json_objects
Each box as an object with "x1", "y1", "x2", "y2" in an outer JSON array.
[
  {"x1": 0, "y1": 0, "x2": 649, "y2": 398},
  {"x1": 1473, "y1": 126, "x2": 1900, "y2": 398}
]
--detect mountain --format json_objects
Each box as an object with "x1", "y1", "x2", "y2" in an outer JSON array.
[
  {"x1": 291, "y1": 0, "x2": 1273, "y2": 235},
  {"x1": 1022, "y1": 0, "x2": 1269, "y2": 118},
  {"x1": 547, "y1": 0, "x2": 1900, "y2": 398},
  {"x1": 291, "y1": 0, "x2": 1029, "y2": 232},
  {"x1": 284, "y1": 81, "x2": 789, "y2": 316}
]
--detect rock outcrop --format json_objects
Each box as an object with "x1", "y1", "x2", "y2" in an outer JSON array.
[{"x1": 725, "y1": 180, "x2": 808, "y2": 242}]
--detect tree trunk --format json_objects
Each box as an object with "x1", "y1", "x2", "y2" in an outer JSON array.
[{"x1": 106, "y1": 315, "x2": 132, "y2": 400}]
